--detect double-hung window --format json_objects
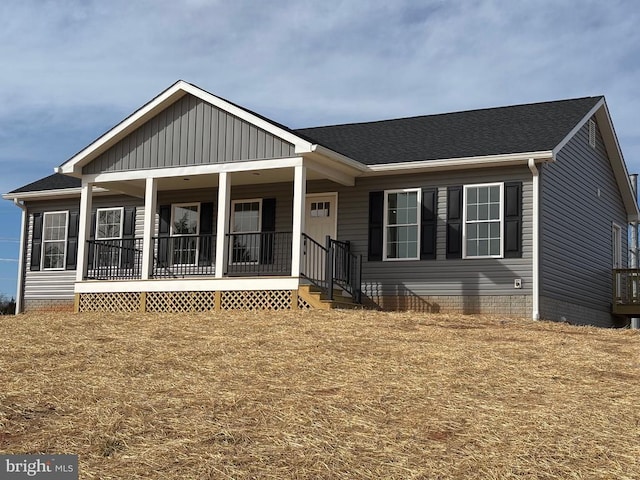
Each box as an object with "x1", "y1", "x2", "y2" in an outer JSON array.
[
  {"x1": 171, "y1": 203, "x2": 200, "y2": 265},
  {"x1": 95, "y1": 207, "x2": 124, "y2": 267},
  {"x1": 383, "y1": 189, "x2": 420, "y2": 260},
  {"x1": 42, "y1": 211, "x2": 68, "y2": 270},
  {"x1": 230, "y1": 199, "x2": 262, "y2": 264},
  {"x1": 463, "y1": 183, "x2": 503, "y2": 258}
]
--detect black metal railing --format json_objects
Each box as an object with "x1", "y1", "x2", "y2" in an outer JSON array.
[
  {"x1": 330, "y1": 238, "x2": 362, "y2": 303},
  {"x1": 85, "y1": 238, "x2": 143, "y2": 280},
  {"x1": 301, "y1": 234, "x2": 362, "y2": 303},
  {"x1": 152, "y1": 234, "x2": 216, "y2": 278},
  {"x1": 225, "y1": 232, "x2": 292, "y2": 276}
]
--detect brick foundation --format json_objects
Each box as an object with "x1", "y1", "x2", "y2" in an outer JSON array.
[
  {"x1": 23, "y1": 298, "x2": 75, "y2": 313},
  {"x1": 368, "y1": 294, "x2": 532, "y2": 316}
]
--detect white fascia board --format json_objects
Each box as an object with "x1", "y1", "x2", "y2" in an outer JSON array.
[
  {"x1": 363, "y1": 151, "x2": 554, "y2": 176},
  {"x1": 551, "y1": 98, "x2": 605, "y2": 156},
  {"x1": 309, "y1": 144, "x2": 368, "y2": 172},
  {"x1": 84, "y1": 156, "x2": 305, "y2": 183},
  {"x1": 58, "y1": 82, "x2": 189, "y2": 175},
  {"x1": 58, "y1": 80, "x2": 315, "y2": 176},
  {"x1": 2, "y1": 186, "x2": 108, "y2": 201},
  {"x1": 303, "y1": 158, "x2": 356, "y2": 186},
  {"x1": 594, "y1": 101, "x2": 640, "y2": 222},
  {"x1": 74, "y1": 277, "x2": 300, "y2": 293}
]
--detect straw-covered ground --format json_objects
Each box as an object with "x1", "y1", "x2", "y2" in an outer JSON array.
[{"x1": 0, "y1": 310, "x2": 639, "y2": 479}]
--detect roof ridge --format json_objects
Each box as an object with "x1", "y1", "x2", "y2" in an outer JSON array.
[{"x1": 295, "y1": 96, "x2": 604, "y2": 131}]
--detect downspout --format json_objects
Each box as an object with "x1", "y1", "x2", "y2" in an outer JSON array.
[
  {"x1": 528, "y1": 159, "x2": 540, "y2": 320},
  {"x1": 13, "y1": 198, "x2": 27, "y2": 315}
]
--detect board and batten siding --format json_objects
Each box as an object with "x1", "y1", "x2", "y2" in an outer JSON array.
[
  {"x1": 539, "y1": 118, "x2": 628, "y2": 326},
  {"x1": 308, "y1": 165, "x2": 534, "y2": 303},
  {"x1": 83, "y1": 94, "x2": 296, "y2": 174}
]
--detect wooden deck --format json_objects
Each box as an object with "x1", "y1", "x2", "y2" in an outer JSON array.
[{"x1": 612, "y1": 269, "x2": 640, "y2": 315}]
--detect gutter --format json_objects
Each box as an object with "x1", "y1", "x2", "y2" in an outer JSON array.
[
  {"x1": 12, "y1": 198, "x2": 27, "y2": 315},
  {"x1": 528, "y1": 159, "x2": 540, "y2": 320}
]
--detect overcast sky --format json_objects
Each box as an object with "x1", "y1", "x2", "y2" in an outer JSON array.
[{"x1": 0, "y1": 0, "x2": 639, "y2": 297}]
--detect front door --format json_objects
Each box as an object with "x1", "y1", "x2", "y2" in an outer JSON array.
[{"x1": 305, "y1": 193, "x2": 337, "y2": 245}]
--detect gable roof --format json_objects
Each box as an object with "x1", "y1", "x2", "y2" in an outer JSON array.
[{"x1": 295, "y1": 96, "x2": 603, "y2": 165}]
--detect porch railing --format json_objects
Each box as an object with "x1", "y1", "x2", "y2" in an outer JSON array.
[
  {"x1": 301, "y1": 234, "x2": 362, "y2": 303},
  {"x1": 153, "y1": 234, "x2": 216, "y2": 278},
  {"x1": 613, "y1": 269, "x2": 640, "y2": 306},
  {"x1": 86, "y1": 238, "x2": 143, "y2": 280},
  {"x1": 225, "y1": 232, "x2": 292, "y2": 276}
]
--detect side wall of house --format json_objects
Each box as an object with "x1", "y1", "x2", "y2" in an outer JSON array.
[
  {"x1": 22, "y1": 195, "x2": 144, "y2": 312},
  {"x1": 309, "y1": 165, "x2": 534, "y2": 315},
  {"x1": 539, "y1": 118, "x2": 629, "y2": 327}
]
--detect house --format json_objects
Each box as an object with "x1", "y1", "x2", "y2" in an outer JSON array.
[{"x1": 4, "y1": 80, "x2": 639, "y2": 327}]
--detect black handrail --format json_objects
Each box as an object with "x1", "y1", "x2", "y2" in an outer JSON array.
[
  {"x1": 85, "y1": 238, "x2": 143, "y2": 280},
  {"x1": 153, "y1": 234, "x2": 216, "y2": 278},
  {"x1": 225, "y1": 232, "x2": 292, "y2": 276},
  {"x1": 301, "y1": 234, "x2": 362, "y2": 304}
]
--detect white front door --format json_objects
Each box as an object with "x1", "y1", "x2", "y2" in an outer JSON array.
[{"x1": 305, "y1": 193, "x2": 337, "y2": 245}]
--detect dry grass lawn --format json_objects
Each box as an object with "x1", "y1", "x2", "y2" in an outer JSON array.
[{"x1": 1, "y1": 310, "x2": 639, "y2": 479}]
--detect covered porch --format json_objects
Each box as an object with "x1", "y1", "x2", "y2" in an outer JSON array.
[{"x1": 74, "y1": 158, "x2": 363, "y2": 310}]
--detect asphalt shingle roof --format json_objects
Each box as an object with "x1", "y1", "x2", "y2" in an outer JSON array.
[
  {"x1": 295, "y1": 96, "x2": 602, "y2": 165},
  {"x1": 8, "y1": 96, "x2": 602, "y2": 193},
  {"x1": 9, "y1": 173, "x2": 81, "y2": 193}
]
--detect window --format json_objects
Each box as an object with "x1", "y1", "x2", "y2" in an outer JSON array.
[
  {"x1": 95, "y1": 207, "x2": 124, "y2": 267},
  {"x1": 231, "y1": 199, "x2": 262, "y2": 264},
  {"x1": 384, "y1": 189, "x2": 420, "y2": 260},
  {"x1": 310, "y1": 201, "x2": 330, "y2": 217},
  {"x1": 463, "y1": 183, "x2": 503, "y2": 258},
  {"x1": 42, "y1": 211, "x2": 68, "y2": 270},
  {"x1": 171, "y1": 203, "x2": 200, "y2": 265}
]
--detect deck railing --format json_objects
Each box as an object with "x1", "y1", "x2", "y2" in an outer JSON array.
[
  {"x1": 153, "y1": 234, "x2": 216, "y2": 278},
  {"x1": 613, "y1": 268, "x2": 640, "y2": 308},
  {"x1": 225, "y1": 232, "x2": 292, "y2": 276},
  {"x1": 86, "y1": 238, "x2": 143, "y2": 280}
]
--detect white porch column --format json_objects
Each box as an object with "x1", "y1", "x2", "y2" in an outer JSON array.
[
  {"x1": 141, "y1": 177, "x2": 158, "y2": 280},
  {"x1": 76, "y1": 180, "x2": 94, "y2": 282},
  {"x1": 215, "y1": 172, "x2": 231, "y2": 278},
  {"x1": 291, "y1": 164, "x2": 307, "y2": 277}
]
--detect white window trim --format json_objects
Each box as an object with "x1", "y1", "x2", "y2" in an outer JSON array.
[
  {"x1": 42, "y1": 211, "x2": 69, "y2": 271},
  {"x1": 462, "y1": 182, "x2": 504, "y2": 259},
  {"x1": 95, "y1": 207, "x2": 124, "y2": 240},
  {"x1": 170, "y1": 202, "x2": 201, "y2": 266},
  {"x1": 383, "y1": 188, "x2": 421, "y2": 261},
  {"x1": 612, "y1": 222, "x2": 623, "y2": 269},
  {"x1": 230, "y1": 198, "x2": 263, "y2": 265}
]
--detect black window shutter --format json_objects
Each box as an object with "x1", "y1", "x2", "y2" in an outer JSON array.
[
  {"x1": 87, "y1": 212, "x2": 97, "y2": 268},
  {"x1": 30, "y1": 213, "x2": 43, "y2": 271},
  {"x1": 120, "y1": 207, "x2": 137, "y2": 268},
  {"x1": 421, "y1": 188, "x2": 437, "y2": 260},
  {"x1": 446, "y1": 186, "x2": 463, "y2": 259},
  {"x1": 260, "y1": 198, "x2": 276, "y2": 264},
  {"x1": 504, "y1": 182, "x2": 523, "y2": 258},
  {"x1": 199, "y1": 202, "x2": 214, "y2": 266},
  {"x1": 66, "y1": 211, "x2": 79, "y2": 270},
  {"x1": 368, "y1": 191, "x2": 384, "y2": 261},
  {"x1": 157, "y1": 205, "x2": 171, "y2": 267}
]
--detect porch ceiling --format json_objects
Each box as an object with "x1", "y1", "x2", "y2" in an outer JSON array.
[{"x1": 95, "y1": 168, "x2": 333, "y2": 196}]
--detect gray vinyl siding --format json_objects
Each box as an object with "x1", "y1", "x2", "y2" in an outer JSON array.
[
  {"x1": 308, "y1": 166, "x2": 533, "y2": 298},
  {"x1": 23, "y1": 196, "x2": 144, "y2": 302},
  {"x1": 83, "y1": 94, "x2": 296, "y2": 174},
  {"x1": 539, "y1": 118, "x2": 628, "y2": 324}
]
